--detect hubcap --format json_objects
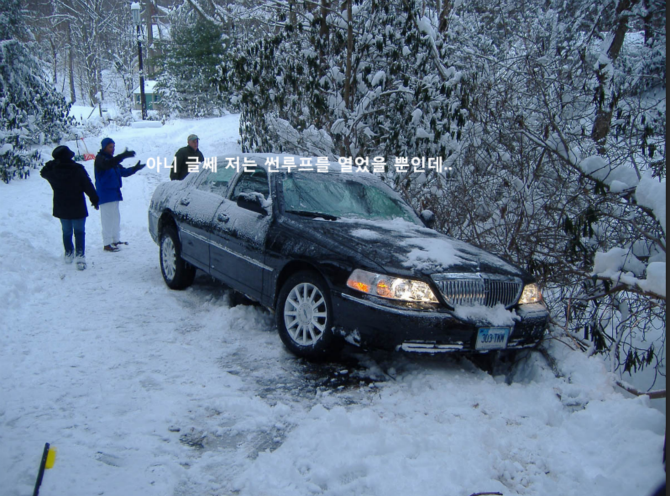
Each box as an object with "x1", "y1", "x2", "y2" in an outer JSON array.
[
  {"x1": 161, "y1": 236, "x2": 176, "y2": 281},
  {"x1": 284, "y1": 282, "x2": 328, "y2": 345}
]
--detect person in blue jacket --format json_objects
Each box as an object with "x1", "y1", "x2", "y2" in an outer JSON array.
[{"x1": 95, "y1": 137, "x2": 145, "y2": 252}]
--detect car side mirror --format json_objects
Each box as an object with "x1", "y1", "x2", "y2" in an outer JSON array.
[
  {"x1": 420, "y1": 210, "x2": 436, "y2": 229},
  {"x1": 237, "y1": 193, "x2": 268, "y2": 215}
]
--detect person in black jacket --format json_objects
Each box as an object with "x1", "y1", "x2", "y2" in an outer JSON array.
[
  {"x1": 41, "y1": 145, "x2": 99, "y2": 270},
  {"x1": 171, "y1": 134, "x2": 204, "y2": 180}
]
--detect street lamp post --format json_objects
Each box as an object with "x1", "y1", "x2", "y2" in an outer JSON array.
[{"x1": 131, "y1": 2, "x2": 147, "y2": 120}]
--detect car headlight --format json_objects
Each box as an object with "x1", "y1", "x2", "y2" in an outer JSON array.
[
  {"x1": 346, "y1": 269, "x2": 438, "y2": 303},
  {"x1": 518, "y1": 283, "x2": 543, "y2": 304}
]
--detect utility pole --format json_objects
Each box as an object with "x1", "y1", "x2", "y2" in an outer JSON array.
[{"x1": 131, "y1": 2, "x2": 147, "y2": 120}]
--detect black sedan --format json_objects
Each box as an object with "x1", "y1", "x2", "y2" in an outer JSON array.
[{"x1": 148, "y1": 154, "x2": 549, "y2": 360}]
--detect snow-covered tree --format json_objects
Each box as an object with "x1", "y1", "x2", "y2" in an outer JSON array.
[
  {"x1": 430, "y1": 0, "x2": 666, "y2": 378},
  {"x1": 24, "y1": 0, "x2": 169, "y2": 114},
  {"x1": 214, "y1": 0, "x2": 465, "y2": 163},
  {"x1": 0, "y1": 0, "x2": 72, "y2": 183},
  {"x1": 153, "y1": 6, "x2": 228, "y2": 117}
]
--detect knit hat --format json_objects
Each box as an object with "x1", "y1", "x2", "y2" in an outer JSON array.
[
  {"x1": 101, "y1": 137, "x2": 115, "y2": 150},
  {"x1": 52, "y1": 145, "x2": 74, "y2": 160},
  {"x1": 187, "y1": 134, "x2": 199, "y2": 142}
]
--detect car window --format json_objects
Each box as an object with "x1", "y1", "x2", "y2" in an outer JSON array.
[
  {"x1": 231, "y1": 168, "x2": 270, "y2": 201},
  {"x1": 281, "y1": 173, "x2": 420, "y2": 224},
  {"x1": 182, "y1": 170, "x2": 202, "y2": 186},
  {"x1": 196, "y1": 167, "x2": 237, "y2": 197}
]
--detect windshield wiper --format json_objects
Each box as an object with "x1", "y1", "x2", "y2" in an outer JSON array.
[{"x1": 285, "y1": 210, "x2": 338, "y2": 221}]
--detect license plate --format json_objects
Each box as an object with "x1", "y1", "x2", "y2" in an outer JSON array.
[{"x1": 476, "y1": 327, "x2": 510, "y2": 350}]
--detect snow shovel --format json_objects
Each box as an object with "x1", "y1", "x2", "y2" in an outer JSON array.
[{"x1": 74, "y1": 137, "x2": 95, "y2": 161}]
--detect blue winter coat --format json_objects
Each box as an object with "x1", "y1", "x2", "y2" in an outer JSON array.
[{"x1": 94, "y1": 151, "x2": 142, "y2": 205}]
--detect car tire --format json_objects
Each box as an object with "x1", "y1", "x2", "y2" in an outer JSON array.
[
  {"x1": 276, "y1": 271, "x2": 343, "y2": 360},
  {"x1": 160, "y1": 225, "x2": 196, "y2": 290}
]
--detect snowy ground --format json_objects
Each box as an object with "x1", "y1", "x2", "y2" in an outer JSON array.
[{"x1": 0, "y1": 114, "x2": 665, "y2": 496}]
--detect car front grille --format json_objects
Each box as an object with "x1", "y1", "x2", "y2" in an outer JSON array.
[{"x1": 431, "y1": 274, "x2": 523, "y2": 308}]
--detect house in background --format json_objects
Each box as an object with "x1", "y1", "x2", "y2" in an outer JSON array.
[{"x1": 133, "y1": 80, "x2": 160, "y2": 110}]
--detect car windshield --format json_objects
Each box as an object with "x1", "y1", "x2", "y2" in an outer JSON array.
[{"x1": 281, "y1": 172, "x2": 421, "y2": 224}]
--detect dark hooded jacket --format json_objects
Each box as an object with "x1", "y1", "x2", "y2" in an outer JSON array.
[{"x1": 41, "y1": 146, "x2": 99, "y2": 219}]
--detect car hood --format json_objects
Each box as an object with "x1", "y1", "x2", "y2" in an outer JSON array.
[{"x1": 288, "y1": 217, "x2": 529, "y2": 280}]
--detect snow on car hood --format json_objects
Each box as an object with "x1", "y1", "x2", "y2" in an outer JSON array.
[{"x1": 290, "y1": 216, "x2": 526, "y2": 279}]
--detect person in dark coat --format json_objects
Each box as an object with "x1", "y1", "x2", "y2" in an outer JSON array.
[
  {"x1": 41, "y1": 145, "x2": 99, "y2": 270},
  {"x1": 171, "y1": 134, "x2": 204, "y2": 180},
  {"x1": 94, "y1": 137, "x2": 145, "y2": 252}
]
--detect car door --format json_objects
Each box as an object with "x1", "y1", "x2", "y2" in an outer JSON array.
[
  {"x1": 210, "y1": 167, "x2": 273, "y2": 301},
  {"x1": 173, "y1": 168, "x2": 235, "y2": 270}
]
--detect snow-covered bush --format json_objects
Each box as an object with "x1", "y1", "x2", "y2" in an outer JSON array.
[
  {"x1": 153, "y1": 8, "x2": 228, "y2": 118},
  {"x1": 429, "y1": 0, "x2": 666, "y2": 378},
  {"x1": 217, "y1": 1, "x2": 464, "y2": 163},
  {"x1": 0, "y1": 0, "x2": 73, "y2": 183}
]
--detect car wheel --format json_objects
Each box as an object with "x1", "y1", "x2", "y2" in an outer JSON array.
[
  {"x1": 276, "y1": 271, "x2": 342, "y2": 360},
  {"x1": 160, "y1": 225, "x2": 196, "y2": 290}
]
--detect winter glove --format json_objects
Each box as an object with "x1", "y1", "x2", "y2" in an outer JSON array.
[
  {"x1": 117, "y1": 148, "x2": 136, "y2": 160},
  {"x1": 92, "y1": 202, "x2": 99, "y2": 210},
  {"x1": 134, "y1": 160, "x2": 146, "y2": 171}
]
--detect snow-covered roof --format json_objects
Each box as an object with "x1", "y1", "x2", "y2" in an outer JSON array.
[{"x1": 133, "y1": 80, "x2": 158, "y2": 94}]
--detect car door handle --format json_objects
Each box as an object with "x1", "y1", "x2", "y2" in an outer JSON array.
[
  {"x1": 180, "y1": 198, "x2": 190, "y2": 206},
  {"x1": 217, "y1": 213, "x2": 229, "y2": 223}
]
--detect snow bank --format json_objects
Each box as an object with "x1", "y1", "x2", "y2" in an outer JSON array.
[{"x1": 131, "y1": 121, "x2": 164, "y2": 129}]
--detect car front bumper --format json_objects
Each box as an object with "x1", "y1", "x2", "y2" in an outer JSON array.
[{"x1": 332, "y1": 292, "x2": 548, "y2": 353}]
